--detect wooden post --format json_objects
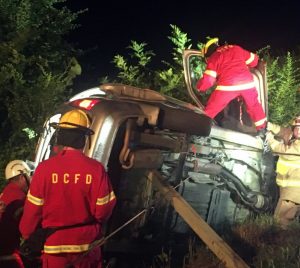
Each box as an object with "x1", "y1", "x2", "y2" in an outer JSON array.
[{"x1": 147, "y1": 170, "x2": 249, "y2": 268}]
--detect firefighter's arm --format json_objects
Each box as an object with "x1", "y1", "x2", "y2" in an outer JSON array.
[
  {"x1": 266, "y1": 131, "x2": 287, "y2": 153},
  {"x1": 267, "y1": 122, "x2": 293, "y2": 144},
  {"x1": 94, "y1": 170, "x2": 116, "y2": 223},
  {"x1": 267, "y1": 132, "x2": 300, "y2": 154},
  {"x1": 19, "y1": 168, "x2": 44, "y2": 239},
  {"x1": 267, "y1": 122, "x2": 281, "y2": 135},
  {"x1": 19, "y1": 193, "x2": 43, "y2": 239},
  {"x1": 243, "y1": 46, "x2": 259, "y2": 68},
  {"x1": 196, "y1": 70, "x2": 216, "y2": 92}
]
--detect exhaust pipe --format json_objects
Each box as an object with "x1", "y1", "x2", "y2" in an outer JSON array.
[{"x1": 184, "y1": 160, "x2": 272, "y2": 211}]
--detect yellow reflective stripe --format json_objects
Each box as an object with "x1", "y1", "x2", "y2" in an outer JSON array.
[
  {"x1": 44, "y1": 243, "x2": 90, "y2": 254},
  {"x1": 254, "y1": 118, "x2": 267, "y2": 127},
  {"x1": 277, "y1": 159, "x2": 300, "y2": 175},
  {"x1": 276, "y1": 178, "x2": 300, "y2": 187},
  {"x1": 204, "y1": 69, "x2": 217, "y2": 78},
  {"x1": 216, "y1": 82, "x2": 255, "y2": 91},
  {"x1": 245, "y1": 53, "x2": 255, "y2": 65},
  {"x1": 27, "y1": 191, "x2": 44, "y2": 206},
  {"x1": 96, "y1": 191, "x2": 116, "y2": 206},
  {"x1": 276, "y1": 160, "x2": 287, "y2": 174},
  {"x1": 278, "y1": 160, "x2": 300, "y2": 168}
]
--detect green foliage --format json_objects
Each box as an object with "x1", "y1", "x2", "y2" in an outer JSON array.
[
  {"x1": 167, "y1": 24, "x2": 192, "y2": 66},
  {"x1": 110, "y1": 25, "x2": 300, "y2": 127},
  {"x1": 157, "y1": 68, "x2": 182, "y2": 96},
  {"x1": 185, "y1": 216, "x2": 300, "y2": 267},
  {"x1": 111, "y1": 24, "x2": 196, "y2": 100},
  {"x1": 0, "y1": 0, "x2": 82, "y2": 178},
  {"x1": 264, "y1": 51, "x2": 300, "y2": 125},
  {"x1": 158, "y1": 25, "x2": 193, "y2": 100},
  {"x1": 112, "y1": 41, "x2": 155, "y2": 88},
  {"x1": 231, "y1": 216, "x2": 300, "y2": 268}
]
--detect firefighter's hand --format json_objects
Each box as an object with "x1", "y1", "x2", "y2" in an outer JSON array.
[
  {"x1": 265, "y1": 131, "x2": 274, "y2": 143},
  {"x1": 267, "y1": 122, "x2": 280, "y2": 134},
  {"x1": 279, "y1": 127, "x2": 293, "y2": 145}
]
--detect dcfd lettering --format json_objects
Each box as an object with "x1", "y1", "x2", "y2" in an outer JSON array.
[{"x1": 51, "y1": 173, "x2": 92, "y2": 184}]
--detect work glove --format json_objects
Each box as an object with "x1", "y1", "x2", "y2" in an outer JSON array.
[
  {"x1": 279, "y1": 127, "x2": 293, "y2": 145},
  {"x1": 267, "y1": 122, "x2": 280, "y2": 134},
  {"x1": 265, "y1": 131, "x2": 274, "y2": 143}
]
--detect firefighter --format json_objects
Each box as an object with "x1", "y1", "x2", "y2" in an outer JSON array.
[
  {"x1": 0, "y1": 160, "x2": 32, "y2": 268},
  {"x1": 266, "y1": 116, "x2": 300, "y2": 228},
  {"x1": 20, "y1": 109, "x2": 116, "y2": 268},
  {"x1": 196, "y1": 38, "x2": 267, "y2": 137}
]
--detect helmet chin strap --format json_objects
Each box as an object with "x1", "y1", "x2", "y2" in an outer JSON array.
[{"x1": 88, "y1": 135, "x2": 91, "y2": 149}]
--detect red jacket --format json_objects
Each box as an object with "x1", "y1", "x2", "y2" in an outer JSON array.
[
  {"x1": 0, "y1": 182, "x2": 26, "y2": 255},
  {"x1": 197, "y1": 45, "x2": 259, "y2": 91},
  {"x1": 20, "y1": 149, "x2": 116, "y2": 254}
]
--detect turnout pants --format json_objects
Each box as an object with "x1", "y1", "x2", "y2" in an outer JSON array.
[
  {"x1": 42, "y1": 247, "x2": 101, "y2": 268},
  {"x1": 274, "y1": 198, "x2": 300, "y2": 229},
  {"x1": 204, "y1": 87, "x2": 267, "y2": 130}
]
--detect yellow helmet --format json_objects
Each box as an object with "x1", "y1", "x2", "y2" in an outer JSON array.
[
  {"x1": 51, "y1": 109, "x2": 94, "y2": 136},
  {"x1": 202, "y1": 37, "x2": 219, "y2": 55},
  {"x1": 59, "y1": 109, "x2": 90, "y2": 129}
]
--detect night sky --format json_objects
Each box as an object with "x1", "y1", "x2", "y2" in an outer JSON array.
[{"x1": 65, "y1": 0, "x2": 300, "y2": 90}]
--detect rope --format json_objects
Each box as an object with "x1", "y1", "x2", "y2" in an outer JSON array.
[
  {"x1": 66, "y1": 209, "x2": 148, "y2": 267},
  {"x1": 66, "y1": 173, "x2": 189, "y2": 268}
]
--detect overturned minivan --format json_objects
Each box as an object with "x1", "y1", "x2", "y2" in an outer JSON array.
[{"x1": 32, "y1": 50, "x2": 278, "y2": 265}]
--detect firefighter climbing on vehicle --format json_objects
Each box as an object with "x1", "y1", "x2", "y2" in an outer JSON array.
[
  {"x1": 20, "y1": 109, "x2": 116, "y2": 268},
  {"x1": 266, "y1": 116, "x2": 300, "y2": 229},
  {"x1": 0, "y1": 160, "x2": 32, "y2": 268},
  {"x1": 196, "y1": 38, "x2": 267, "y2": 138}
]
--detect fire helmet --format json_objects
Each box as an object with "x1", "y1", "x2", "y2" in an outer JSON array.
[
  {"x1": 202, "y1": 37, "x2": 219, "y2": 56},
  {"x1": 5, "y1": 160, "x2": 31, "y2": 180},
  {"x1": 54, "y1": 109, "x2": 94, "y2": 135}
]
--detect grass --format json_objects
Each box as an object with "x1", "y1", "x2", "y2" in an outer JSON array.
[{"x1": 183, "y1": 215, "x2": 300, "y2": 268}]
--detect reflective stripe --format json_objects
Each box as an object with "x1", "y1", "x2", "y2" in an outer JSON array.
[
  {"x1": 96, "y1": 191, "x2": 116, "y2": 206},
  {"x1": 276, "y1": 178, "x2": 300, "y2": 187},
  {"x1": 216, "y1": 81, "x2": 255, "y2": 91},
  {"x1": 254, "y1": 118, "x2": 267, "y2": 127},
  {"x1": 204, "y1": 69, "x2": 217, "y2": 78},
  {"x1": 44, "y1": 243, "x2": 90, "y2": 254},
  {"x1": 276, "y1": 156, "x2": 300, "y2": 187},
  {"x1": 27, "y1": 190, "x2": 44, "y2": 206},
  {"x1": 245, "y1": 53, "x2": 255, "y2": 65},
  {"x1": 277, "y1": 159, "x2": 300, "y2": 174}
]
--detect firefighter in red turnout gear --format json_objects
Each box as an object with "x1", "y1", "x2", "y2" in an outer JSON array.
[
  {"x1": 20, "y1": 109, "x2": 116, "y2": 268},
  {"x1": 196, "y1": 38, "x2": 267, "y2": 132},
  {"x1": 0, "y1": 160, "x2": 32, "y2": 268}
]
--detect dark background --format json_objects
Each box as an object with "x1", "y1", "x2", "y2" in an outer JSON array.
[{"x1": 65, "y1": 0, "x2": 300, "y2": 90}]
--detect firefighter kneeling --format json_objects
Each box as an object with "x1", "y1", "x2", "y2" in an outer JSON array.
[{"x1": 266, "y1": 116, "x2": 300, "y2": 229}]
